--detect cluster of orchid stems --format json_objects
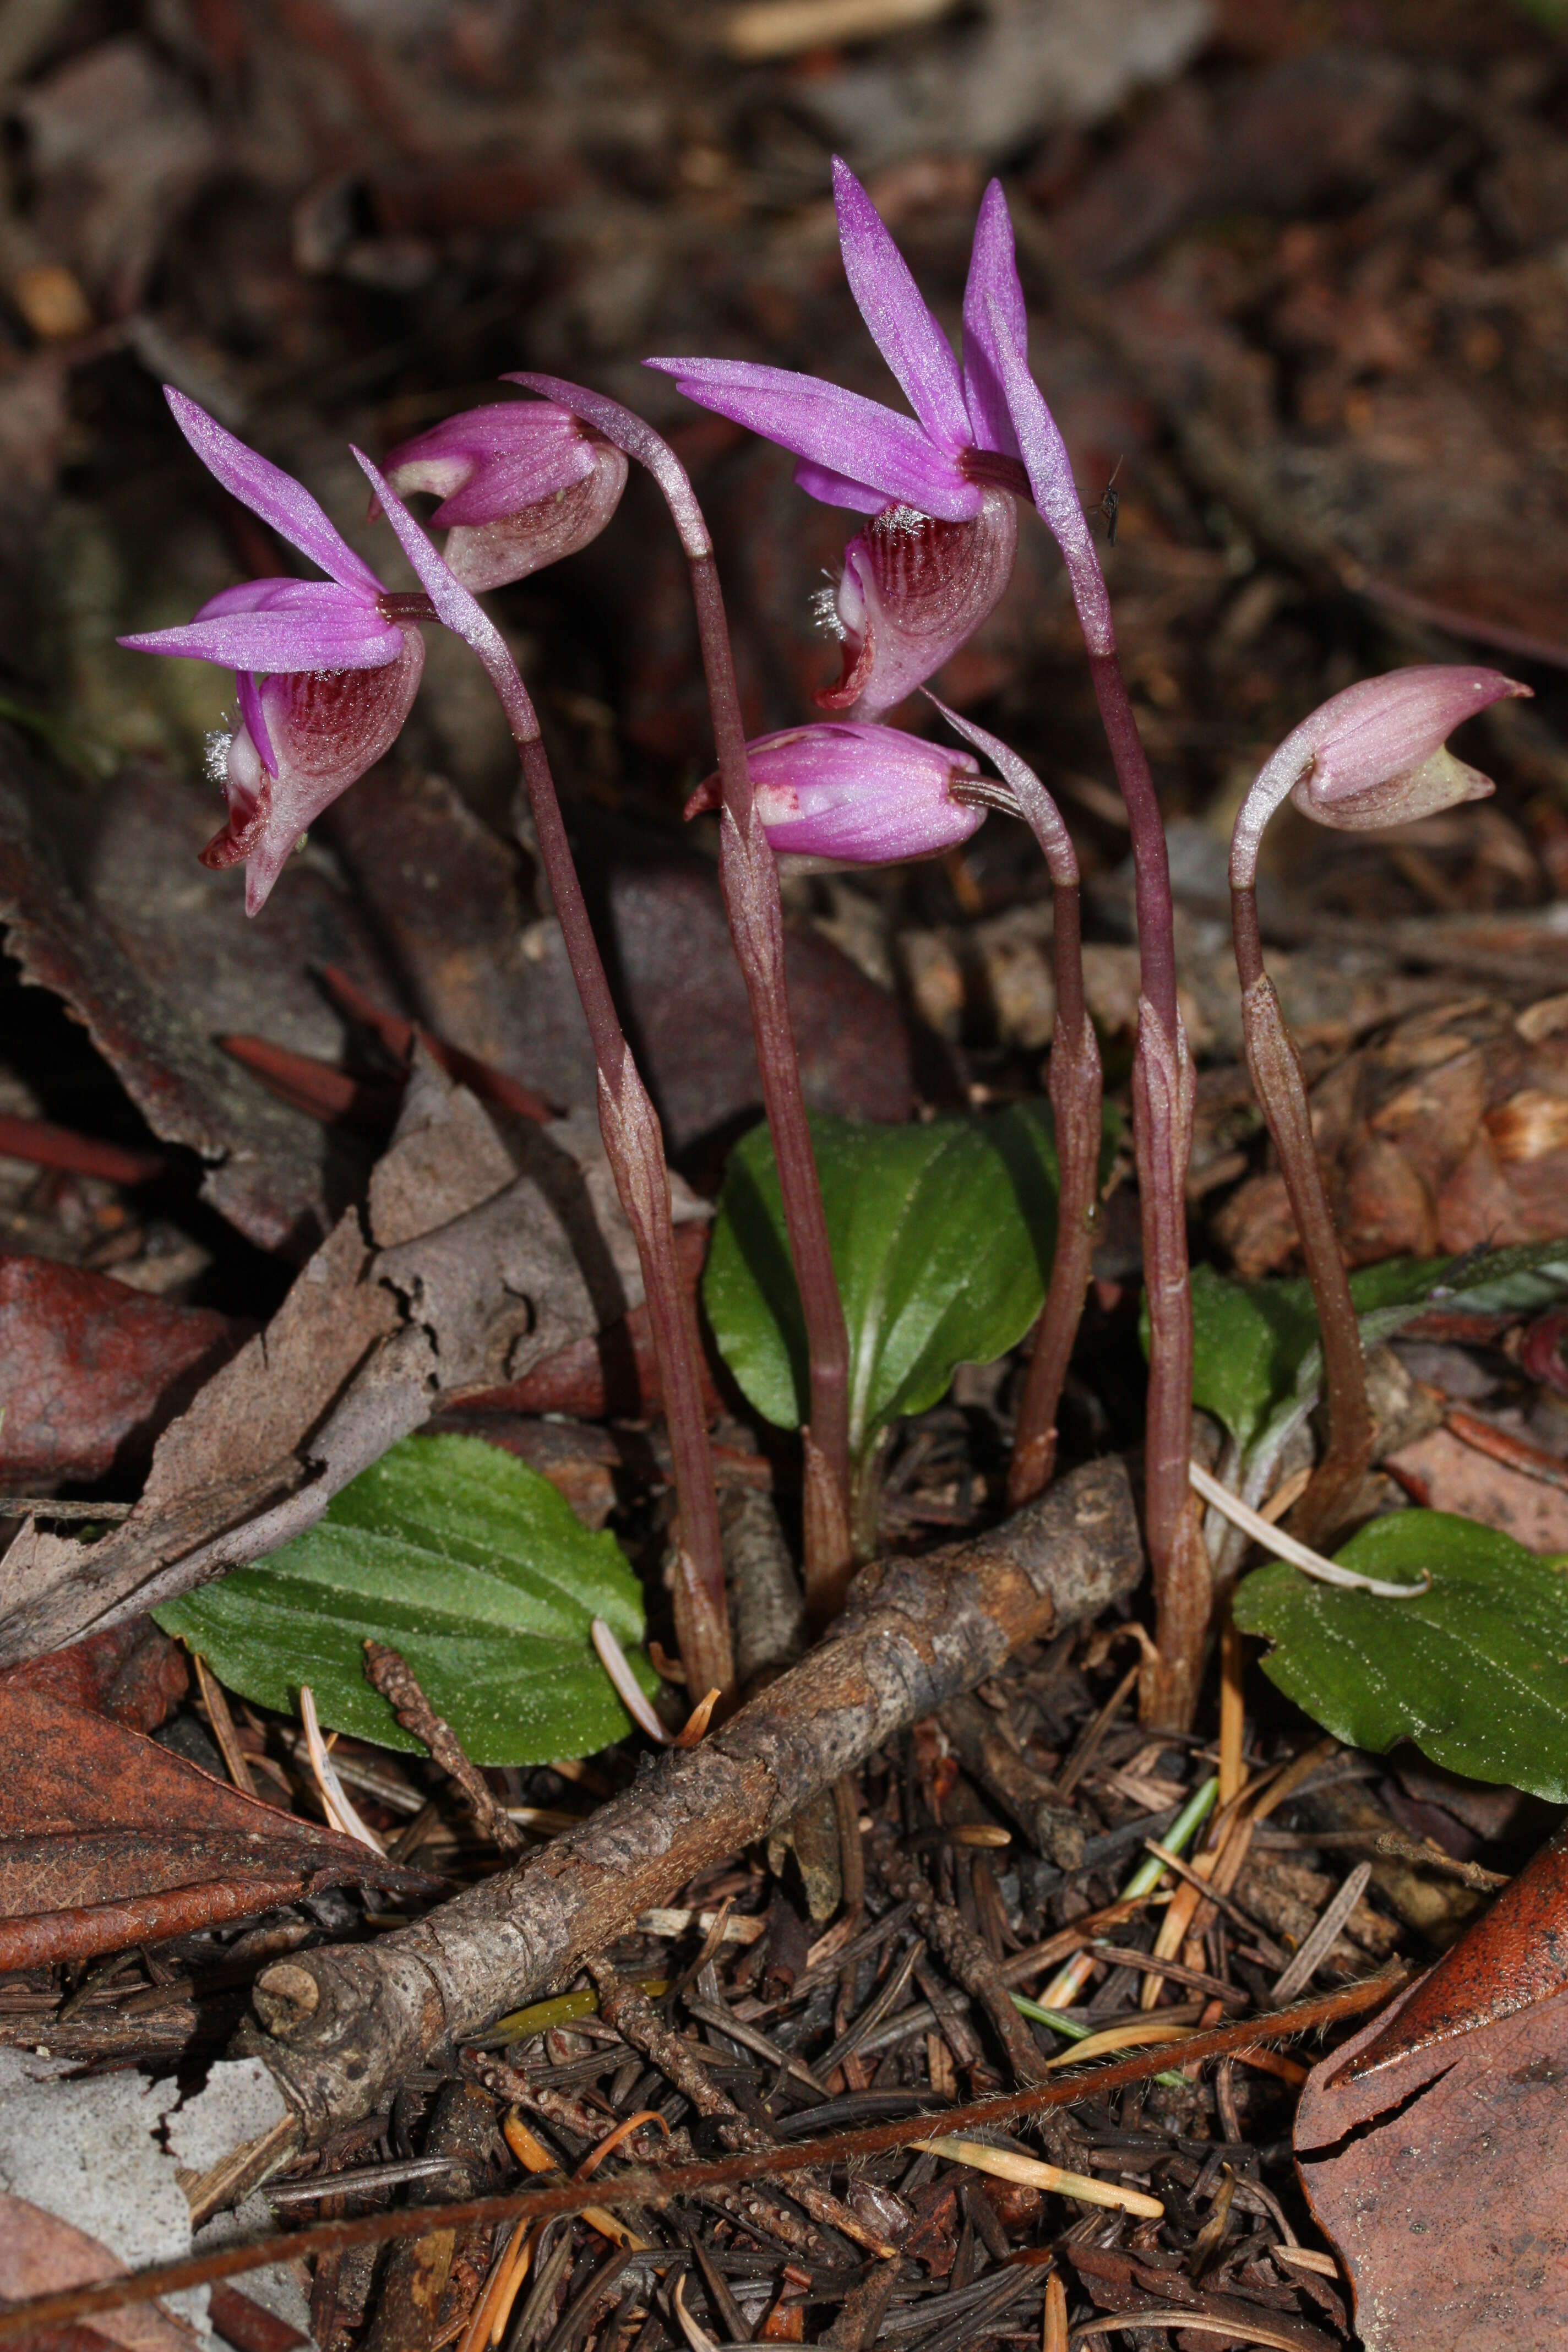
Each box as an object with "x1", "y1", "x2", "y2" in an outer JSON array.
[{"x1": 124, "y1": 164, "x2": 1524, "y2": 1732}]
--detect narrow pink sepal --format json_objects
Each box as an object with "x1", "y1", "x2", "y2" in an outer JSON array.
[
  {"x1": 164, "y1": 387, "x2": 383, "y2": 598},
  {"x1": 961, "y1": 181, "x2": 1028, "y2": 458},
  {"x1": 641, "y1": 356, "x2": 979, "y2": 521},
  {"x1": 830, "y1": 156, "x2": 970, "y2": 453}
]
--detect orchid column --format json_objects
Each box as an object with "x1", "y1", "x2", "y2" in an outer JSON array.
[{"x1": 1231, "y1": 665, "x2": 1526, "y2": 1543}]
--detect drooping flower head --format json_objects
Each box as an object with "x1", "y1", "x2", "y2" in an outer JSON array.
[
  {"x1": 1231, "y1": 665, "x2": 1531, "y2": 890},
  {"x1": 119, "y1": 389, "x2": 424, "y2": 914},
  {"x1": 378, "y1": 400, "x2": 629, "y2": 591},
  {"x1": 684, "y1": 720, "x2": 984, "y2": 872},
  {"x1": 648, "y1": 164, "x2": 1030, "y2": 718}
]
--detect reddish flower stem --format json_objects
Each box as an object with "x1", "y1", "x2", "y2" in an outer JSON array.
[
  {"x1": 984, "y1": 333, "x2": 1210, "y2": 1724},
  {"x1": 1231, "y1": 886, "x2": 1372, "y2": 1543},
  {"x1": 1010, "y1": 879, "x2": 1101, "y2": 1505},
  {"x1": 358, "y1": 456, "x2": 732, "y2": 1698},
  {"x1": 931, "y1": 700, "x2": 1102, "y2": 1509},
  {"x1": 510, "y1": 375, "x2": 854, "y2": 1613}
]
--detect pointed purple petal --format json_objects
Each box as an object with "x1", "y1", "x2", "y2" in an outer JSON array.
[
  {"x1": 987, "y1": 295, "x2": 1112, "y2": 651},
  {"x1": 791, "y1": 458, "x2": 886, "y2": 514},
  {"x1": 962, "y1": 181, "x2": 1027, "y2": 458},
  {"x1": 831, "y1": 157, "x2": 970, "y2": 453},
  {"x1": 352, "y1": 445, "x2": 525, "y2": 693},
  {"x1": 164, "y1": 388, "x2": 383, "y2": 599},
  {"x1": 926, "y1": 691, "x2": 1077, "y2": 884},
  {"x1": 236, "y1": 671, "x2": 277, "y2": 776},
  {"x1": 643, "y1": 357, "x2": 978, "y2": 520},
  {"x1": 119, "y1": 598, "x2": 404, "y2": 672}
]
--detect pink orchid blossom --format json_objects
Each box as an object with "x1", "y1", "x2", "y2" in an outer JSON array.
[
  {"x1": 379, "y1": 400, "x2": 628, "y2": 590},
  {"x1": 648, "y1": 163, "x2": 1027, "y2": 717},
  {"x1": 120, "y1": 389, "x2": 424, "y2": 914}
]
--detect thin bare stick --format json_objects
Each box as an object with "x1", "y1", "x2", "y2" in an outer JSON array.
[
  {"x1": 508, "y1": 372, "x2": 855, "y2": 1614},
  {"x1": 356, "y1": 451, "x2": 733, "y2": 1701},
  {"x1": 363, "y1": 1641, "x2": 523, "y2": 1853}
]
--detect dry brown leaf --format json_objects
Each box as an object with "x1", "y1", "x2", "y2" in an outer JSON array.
[
  {"x1": 0, "y1": 1681, "x2": 439, "y2": 1969},
  {"x1": 0, "y1": 1050, "x2": 674, "y2": 1665},
  {"x1": 1296, "y1": 1980, "x2": 1568, "y2": 2348}
]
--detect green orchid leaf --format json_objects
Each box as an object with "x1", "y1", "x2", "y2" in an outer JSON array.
[
  {"x1": 1233, "y1": 1510, "x2": 1568, "y2": 1800},
  {"x1": 1186, "y1": 1265, "x2": 1321, "y2": 1456},
  {"x1": 156, "y1": 1435, "x2": 656, "y2": 1765},
  {"x1": 1189, "y1": 1240, "x2": 1568, "y2": 1458},
  {"x1": 705, "y1": 1104, "x2": 1099, "y2": 1457}
]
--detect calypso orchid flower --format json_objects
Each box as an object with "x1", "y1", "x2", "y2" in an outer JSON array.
[
  {"x1": 379, "y1": 400, "x2": 629, "y2": 591},
  {"x1": 1229, "y1": 664, "x2": 1528, "y2": 1551},
  {"x1": 684, "y1": 720, "x2": 985, "y2": 872},
  {"x1": 119, "y1": 388, "x2": 425, "y2": 916},
  {"x1": 647, "y1": 161, "x2": 1026, "y2": 718}
]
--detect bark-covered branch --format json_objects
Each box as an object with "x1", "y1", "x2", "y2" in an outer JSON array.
[{"x1": 246, "y1": 1456, "x2": 1141, "y2": 2139}]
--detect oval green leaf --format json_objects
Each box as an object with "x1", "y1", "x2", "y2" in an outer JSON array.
[
  {"x1": 704, "y1": 1105, "x2": 1069, "y2": 1458},
  {"x1": 1189, "y1": 1241, "x2": 1568, "y2": 1459},
  {"x1": 1233, "y1": 1509, "x2": 1568, "y2": 1800},
  {"x1": 155, "y1": 1435, "x2": 657, "y2": 1765}
]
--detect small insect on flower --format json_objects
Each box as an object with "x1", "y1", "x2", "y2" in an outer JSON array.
[
  {"x1": 649, "y1": 162, "x2": 1033, "y2": 716},
  {"x1": 379, "y1": 399, "x2": 629, "y2": 591},
  {"x1": 119, "y1": 389, "x2": 426, "y2": 915},
  {"x1": 684, "y1": 720, "x2": 986, "y2": 872}
]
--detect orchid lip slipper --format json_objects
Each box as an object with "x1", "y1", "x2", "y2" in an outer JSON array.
[{"x1": 683, "y1": 719, "x2": 986, "y2": 873}]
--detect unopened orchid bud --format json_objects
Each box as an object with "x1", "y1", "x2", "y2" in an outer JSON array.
[
  {"x1": 1233, "y1": 665, "x2": 1529, "y2": 885},
  {"x1": 120, "y1": 389, "x2": 426, "y2": 916},
  {"x1": 815, "y1": 486, "x2": 1016, "y2": 719},
  {"x1": 380, "y1": 401, "x2": 628, "y2": 591},
  {"x1": 685, "y1": 720, "x2": 984, "y2": 872}
]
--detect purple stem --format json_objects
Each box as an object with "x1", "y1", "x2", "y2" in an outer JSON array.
[
  {"x1": 509, "y1": 374, "x2": 855, "y2": 1613},
  {"x1": 929, "y1": 699, "x2": 1102, "y2": 1506},
  {"x1": 1231, "y1": 888, "x2": 1372, "y2": 1543},
  {"x1": 355, "y1": 453, "x2": 733, "y2": 1700},
  {"x1": 981, "y1": 317, "x2": 1206, "y2": 1725}
]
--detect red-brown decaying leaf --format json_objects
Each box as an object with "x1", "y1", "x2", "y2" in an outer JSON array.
[
  {"x1": 1336, "y1": 1817, "x2": 1568, "y2": 2084},
  {"x1": 0, "y1": 1257, "x2": 242, "y2": 1487},
  {"x1": 1295, "y1": 1977, "x2": 1568, "y2": 2349},
  {"x1": 318, "y1": 964, "x2": 558, "y2": 1124},
  {"x1": 447, "y1": 1222, "x2": 716, "y2": 1420},
  {"x1": 0, "y1": 1684, "x2": 441, "y2": 1968},
  {"x1": 0, "y1": 1618, "x2": 187, "y2": 1734}
]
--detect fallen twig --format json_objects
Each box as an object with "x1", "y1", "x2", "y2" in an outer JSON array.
[
  {"x1": 363, "y1": 1641, "x2": 523, "y2": 1854},
  {"x1": 248, "y1": 1457, "x2": 1142, "y2": 2141}
]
